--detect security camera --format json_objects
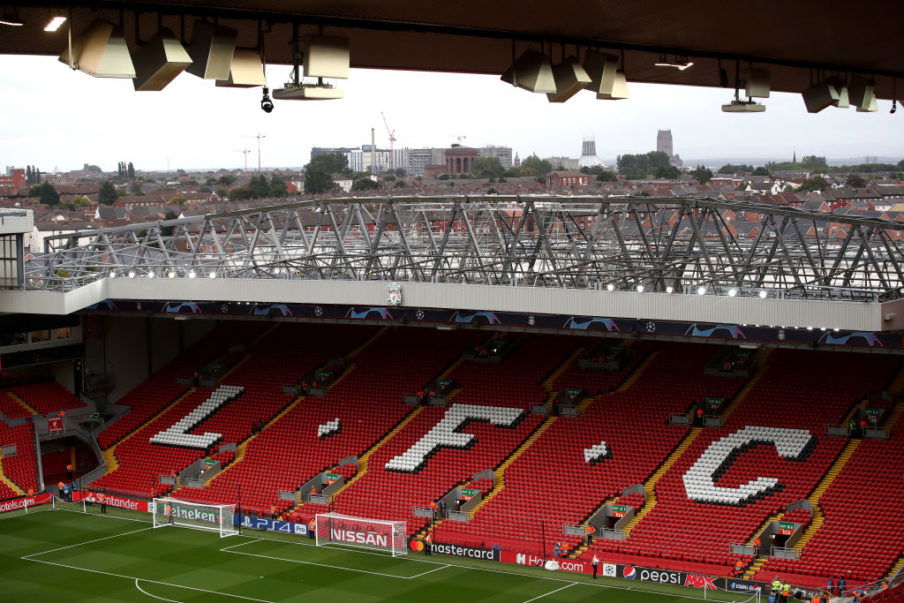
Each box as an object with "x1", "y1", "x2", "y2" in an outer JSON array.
[{"x1": 260, "y1": 87, "x2": 274, "y2": 113}]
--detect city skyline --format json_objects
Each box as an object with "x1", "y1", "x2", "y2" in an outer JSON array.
[{"x1": 1, "y1": 54, "x2": 902, "y2": 173}]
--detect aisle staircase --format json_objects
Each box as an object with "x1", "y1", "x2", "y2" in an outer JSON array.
[
  {"x1": 0, "y1": 451, "x2": 25, "y2": 495},
  {"x1": 792, "y1": 439, "x2": 861, "y2": 553},
  {"x1": 7, "y1": 392, "x2": 37, "y2": 416}
]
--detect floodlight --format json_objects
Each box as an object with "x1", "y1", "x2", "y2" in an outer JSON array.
[
  {"x1": 636, "y1": 284, "x2": 644, "y2": 293},
  {"x1": 132, "y1": 29, "x2": 192, "y2": 91},
  {"x1": 44, "y1": 16, "x2": 66, "y2": 32},
  {"x1": 547, "y1": 56, "x2": 591, "y2": 103},
  {"x1": 59, "y1": 19, "x2": 136, "y2": 78},
  {"x1": 745, "y1": 68, "x2": 770, "y2": 98},
  {"x1": 147, "y1": 270, "x2": 155, "y2": 278},
  {"x1": 109, "y1": 270, "x2": 117, "y2": 278},
  {"x1": 186, "y1": 21, "x2": 237, "y2": 80},
  {"x1": 128, "y1": 270, "x2": 136, "y2": 278},
  {"x1": 303, "y1": 36, "x2": 350, "y2": 79},
  {"x1": 168, "y1": 271, "x2": 176, "y2": 278},
  {"x1": 188, "y1": 270, "x2": 196, "y2": 278},
  {"x1": 802, "y1": 81, "x2": 840, "y2": 113},
  {"x1": 696, "y1": 286, "x2": 706, "y2": 296},
  {"x1": 665, "y1": 286, "x2": 674, "y2": 294},
  {"x1": 606, "y1": 283, "x2": 615, "y2": 292},
  {"x1": 583, "y1": 51, "x2": 629, "y2": 100},
  {"x1": 727, "y1": 288, "x2": 738, "y2": 297},
  {"x1": 758, "y1": 289, "x2": 768, "y2": 299},
  {"x1": 215, "y1": 48, "x2": 266, "y2": 88},
  {"x1": 501, "y1": 49, "x2": 556, "y2": 94},
  {"x1": 849, "y1": 77, "x2": 878, "y2": 112},
  {"x1": 208, "y1": 271, "x2": 217, "y2": 279}
]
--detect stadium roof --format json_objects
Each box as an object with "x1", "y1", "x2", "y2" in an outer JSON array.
[{"x1": 2, "y1": 1, "x2": 903, "y2": 98}]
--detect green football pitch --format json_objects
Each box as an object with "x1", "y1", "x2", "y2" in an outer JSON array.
[{"x1": 0, "y1": 506, "x2": 758, "y2": 602}]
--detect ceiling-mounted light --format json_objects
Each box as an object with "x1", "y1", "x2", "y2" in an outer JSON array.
[
  {"x1": 0, "y1": 8, "x2": 23, "y2": 26},
  {"x1": 208, "y1": 271, "x2": 217, "y2": 279},
  {"x1": 132, "y1": 29, "x2": 192, "y2": 91},
  {"x1": 606, "y1": 283, "x2": 615, "y2": 292},
  {"x1": 128, "y1": 270, "x2": 136, "y2": 278},
  {"x1": 188, "y1": 270, "x2": 196, "y2": 278},
  {"x1": 583, "y1": 50, "x2": 629, "y2": 100},
  {"x1": 215, "y1": 48, "x2": 266, "y2": 88},
  {"x1": 849, "y1": 77, "x2": 878, "y2": 112},
  {"x1": 636, "y1": 284, "x2": 645, "y2": 293},
  {"x1": 825, "y1": 78, "x2": 850, "y2": 108},
  {"x1": 501, "y1": 48, "x2": 556, "y2": 94},
  {"x1": 186, "y1": 21, "x2": 237, "y2": 80},
  {"x1": 665, "y1": 285, "x2": 674, "y2": 294},
  {"x1": 758, "y1": 289, "x2": 768, "y2": 299},
  {"x1": 696, "y1": 286, "x2": 706, "y2": 296},
  {"x1": 304, "y1": 35, "x2": 350, "y2": 79},
  {"x1": 44, "y1": 16, "x2": 66, "y2": 32},
  {"x1": 745, "y1": 68, "x2": 770, "y2": 98},
  {"x1": 654, "y1": 55, "x2": 693, "y2": 71},
  {"x1": 547, "y1": 56, "x2": 591, "y2": 103},
  {"x1": 59, "y1": 19, "x2": 136, "y2": 78},
  {"x1": 802, "y1": 80, "x2": 840, "y2": 113},
  {"x1": 723, "y1": 60, "x2": 764, "y2": 112},
  {"x1": 274, "y1": 27, "x2": 346, "y2": 100},
  {"x1": 728, "y1": 288, "x2": 738, "y2": 297}
]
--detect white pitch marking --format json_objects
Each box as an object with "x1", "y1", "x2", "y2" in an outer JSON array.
[
  {"x1": 135, "y1": 578, "x2": 183, "y2": 603},
  {"x1": 522, "y1": 582, "x2": 577, "y2": 602}
]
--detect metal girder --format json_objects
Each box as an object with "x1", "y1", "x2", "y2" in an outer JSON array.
[{"x1": 24, "y1": 195, "x2": 904, "y2": 302}]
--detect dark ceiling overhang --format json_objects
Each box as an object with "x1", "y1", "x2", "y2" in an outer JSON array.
[{"x1": 2, "y1": 1, "x2": 903, "y2": 99}]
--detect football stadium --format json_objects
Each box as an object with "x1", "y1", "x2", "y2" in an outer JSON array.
[{"x1": 1, "y1": 3, "x2": 904, "y2": 602}]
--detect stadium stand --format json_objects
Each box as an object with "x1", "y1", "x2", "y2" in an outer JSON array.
[
  {"x1": 324, "y1": 334, "x2": 579, "y2": 535},
  {"x1": 440, "y1": 342, "x2": 744, "y2": 555},
  {"x1": 0, "y1": 422, "x2": 38, "y2": 494},
  {"x1": 181, "y1": 327, "x2": 483, "y2": 516},
  {"x1": 11, "y1": 382, "x2": 84, "y2": 415},
  {"x1": 580, "y1": 350, "x2": 900, "y2": 578},
  {"x1": 0, "y1": 391, "x2": 35, "y2": 420}
]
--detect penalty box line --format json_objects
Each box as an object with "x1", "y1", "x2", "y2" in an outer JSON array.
[
  {"x1": 220, "y1": 537, "x2": 451, "y2": 580},
  {"x1": 19, "y1": 523, "x2": 274, "y2": 603}
]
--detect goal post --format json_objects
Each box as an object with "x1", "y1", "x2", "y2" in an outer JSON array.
[
  {"x1": 315, "y1": 512, "x2": 408, "y2": 557},
  {"x1": 152, "y1": 497, "x2": 238, "y2": 538}
]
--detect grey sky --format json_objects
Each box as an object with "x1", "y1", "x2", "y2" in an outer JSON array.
[{"x1": 0, "y1": 54, "x2": 901, "y2": 173}]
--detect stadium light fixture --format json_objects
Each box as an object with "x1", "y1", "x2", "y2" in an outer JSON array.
[
  {"x1": 745, "y1": 68, "x2": 770, "y2": 98},
  {"x1": 132, "y1": 29, "x2": 192, "y2": 91},
  {"x1": 727, "y1": 288, "x2": 738, "y2": 297},
  {"x1": 128, "y1": 270, "x2": 136, "y2": 278},
  {"x1": 849, "y1": 77, "x2": 878, "y2": 112},
  {"x1": 186, "y1": 21, "x2": 238, "y2": 80},
  {"x1": 147, "y1": 270, "x2": 155, "y2": 278},
  {"x1": 188, "y1": 270, "x2": 196, "y2": 278},
  {"x1": 108, "y1": 270, "x2": 117, "y2": 278},
  {"x1": 583, "y1": 51, "x2": 629, "y2": 100},
  {"x1": 758, "y1": 289, "x2": 768, "y2": 299},
  {"x1": 167, "y1": 270, "x2": 176, "y2": 278},
  {"x1": 722, "y1": 61, "x2": 765, "y2": 112},
  {"x1": 59, "y1": 19, "x2": 136, "y2": 78},
  {"x1": 696, "y1": 286, "x2": 706, "y2": 296},
  {"x1": 547, "y1": 56, "x2": 591, "y2": 103},
  {"x1": 208, "y1": 271, "x2": 217, "y2": 279},
  {"x1": 802, "y1": 80, "x2": 840, "y2": 113},
  {"x1": 636, "y1": 284, "x2": 644, "y2": 293},
  {"x1": 606, "y1": 283, "x2": 615, "y2": 292},
  {"x1": 44, "y1": 16, "x2": 67, "y2": 32},
  {"x1": 665, "y1": 285, "x2": 674, "y2": 294},
  {"x1": 501, "y1": 48, "x2": 556, "y2": 94}
]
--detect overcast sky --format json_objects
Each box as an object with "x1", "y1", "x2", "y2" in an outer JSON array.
[{"x1": 0, "y1": 54, "x2": 901, "y2": 173}]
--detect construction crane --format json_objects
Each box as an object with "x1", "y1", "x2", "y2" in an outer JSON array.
[
  {"x1": 235, "y1": 149, "x2": 251, "y2": 171},
  {"x1": 381, "y1": 112, "x2": 397, "y2": 171}
]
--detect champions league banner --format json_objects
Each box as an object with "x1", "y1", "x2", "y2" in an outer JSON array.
[
  {"x1": 234, "y1": 513, "x2": 309, "y2": 536},
  {"x1": 84, "y1": 300, "x2": 903, "y2": 350}
]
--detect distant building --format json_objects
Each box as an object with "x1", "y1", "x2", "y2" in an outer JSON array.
[
  {"x1": 578, "y1": 137, "x2": 604, "y2": 169},
  {"x1": 546, "y1": 156, "x2": 580, "y2": 170},
  {"x1": 656, "y1": 130, "x2": 683, "y2": 167},
  {"x1": 0, "y1": 167, "x2": 25, "y2": 190},
  {"x1": 408, "y1": 148, "x2": 446, "y2": 178},
  {"x1": 311, "y1": 146, "x2": 408, "y2": 174},
  {"x1": 477, "y1": 146, "x2": 513, "y2": 169},
  {"x1": 547, "y1": 170, "x2": 592, "y2": 188},
  {"x1": 445, "y1": 146, "x2": 478, "y2": 174}
]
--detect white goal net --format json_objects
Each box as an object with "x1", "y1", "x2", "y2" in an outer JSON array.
[
  {"x1": 152, "y1": 497, "x2": 238, "y2": 538},
  {"x1": 315, "y1": 512, "x2": 407, "y2": 557}
]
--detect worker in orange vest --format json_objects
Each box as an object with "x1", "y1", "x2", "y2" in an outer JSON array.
[
  {"x1": 269, "y1": 505, "x2": 277, "y2": 520},
  {"x1": 424, "y1": 531, "x2": 432, "y2": 555},
  {"x1": 98, "y1": 492, "x2": 107, "y2": 514}
]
